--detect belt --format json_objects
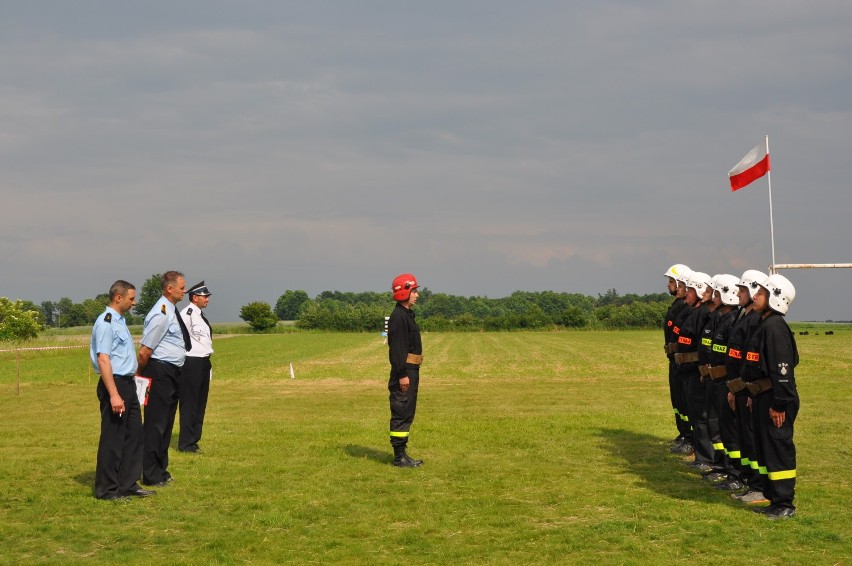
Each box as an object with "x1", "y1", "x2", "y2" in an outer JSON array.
[
  {"x1": 665, "y1": 343, "x2": 678, "y2": 355},
  {"x1": 674, "y1": 351, "x2": 699, "y2": 365},
  {"x1": 698, "y1": 364, "x2": 711, "y2": 377},
  {"x1": 150, "y1": 358, "x2": 181, "y2": 369},
  {"x1": 709, "y1": 365, "x2": 728, "y2": 380},
  {"x1": 746, "y1": 378, "x2": 773, "y2": 396},
  {"x1": 406, "y1": 353, "x2": 424, "y2": 365},
  {"x1": 114, "y1": 374, "x2": 135, "y2": 379}
]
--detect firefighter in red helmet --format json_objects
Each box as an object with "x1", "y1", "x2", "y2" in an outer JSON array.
[{"x1": 387, "y1": 273, "x2": 424, "y2": 467}]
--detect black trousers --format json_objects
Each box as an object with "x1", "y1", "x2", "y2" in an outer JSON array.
[
  {"x1": 682, "y1": 370, "x2": 713, "y2": 464},
  {"x1": 141, "y1": 359, "x2": 181, "y2": 484},
  {"x1": 753, "y1": 392, "x2": 798, "y2": 509},
  {"x1": 735, "y1": 393, "x2": 765, "y2": 491},
  {"x1": 669, "y1": 360, "x2": 691, "y2": 439},
  {"x1": 179, "y1": 356, "x2": 211, "y2": 451},
  {"x1": 388, "y1": 368, "x2": 419, "y2": 448},
  {"x1": 95, "y1": 376, "x2": 143, "y2": 498},
  {"x1": 704, "y1": 376, "x2": 725, "y2": 468},
  {"x1": 715, "y1": 380, "x2": 741, "y2": 478}
]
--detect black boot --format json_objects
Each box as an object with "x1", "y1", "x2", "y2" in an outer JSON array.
[{"x1": 392, "y1": 445, "x2": 423, "y2": 467}]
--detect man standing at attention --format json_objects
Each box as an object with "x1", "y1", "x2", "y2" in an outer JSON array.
[
  {"x1": 387, "y1": 273, "x2": 424, "y2": 468},
  {"x1": 179, "y1": 281, "x2": 213, "y2": 453},
  {"x1": 139, "y1": 271, "x2": 190, "y2": 487},
  {"x1": 91, "y1": 280, "x2": 154, "y2": 500}
]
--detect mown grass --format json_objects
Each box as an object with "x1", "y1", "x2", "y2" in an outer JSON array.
[{"x1": 1, "y1": 329, "x2": 850, "y2": 564}]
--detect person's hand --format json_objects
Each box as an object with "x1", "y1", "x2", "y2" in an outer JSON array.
[
  {"x1": 399, "y1": 376, "x2": 410, "y2": 393},
  {"x1": 111, "y1": 393, "x2": 126, "y2": 417},
  {"x1": 769, "y1": 407, "x2": 786, "y2": 428},
  {"x1": 727, "y1": 392, "x2": 736, "y2": 412}
]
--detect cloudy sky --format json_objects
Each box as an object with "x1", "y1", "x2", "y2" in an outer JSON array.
[{"x1": 2, "y1": 1, "x2": 851, "y2": 322}]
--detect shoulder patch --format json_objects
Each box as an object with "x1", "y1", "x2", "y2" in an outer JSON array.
[
  {"x1": 187, "y1": 308, "x2": 193, "y2": 315},
  {"x1": 104, "y1": 312, "x2": 112, "y2": 322},
  {"x1": 161, "y1": 304, "x2": 167, "y2": 314}
]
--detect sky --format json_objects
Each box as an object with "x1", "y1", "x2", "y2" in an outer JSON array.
[{"x1": 2, "y1": 1, "x2": 851, "y2": 322}]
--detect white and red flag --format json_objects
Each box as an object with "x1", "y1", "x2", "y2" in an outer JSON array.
[{"x1": 728, "y1": 139, "x2": 770, "y2": 191}]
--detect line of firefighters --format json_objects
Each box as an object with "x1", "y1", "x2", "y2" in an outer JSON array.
[{"x1": 663, "y1": 265, "x2": 799, "y2": 520}]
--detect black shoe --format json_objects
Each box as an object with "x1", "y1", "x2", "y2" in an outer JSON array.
[
  {"x1": 179, "y1": 446, "x2": 202, "y2": 453},
  {"x1": 751, "y1": 504, "x2": 774, "y2": 514},
  {"x1": 671, "y1": 442, "x2": 694, "y2": 455},
  {"x1": 393, "y1": 454, "x2": 423, "y2": 468},
  {"x1": 703, "y1": 472, "x2": 728, "y2": 482},
  {"x1": 687, "y1": 462, "x2": 713, "y2": 473},
  {"x1": 126, "y1": 488, "x2": 156, "y2": 497},
  {"x1": 714, "y1": 480, "x2": 745, "y2": 491},
  {"x1": 145, "y1": 477, "x2": 174, "y2": 488},
  {"x1": 765, "y1": 506, "x2": 796, "y2": 520},
  {"x1": 98, "y1": 494, "x2": 131, "y2": 502}
]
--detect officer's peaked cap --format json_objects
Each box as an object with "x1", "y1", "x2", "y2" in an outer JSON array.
[{"x1": 188, "y1": 281, "x2": 212, "y2": 296}]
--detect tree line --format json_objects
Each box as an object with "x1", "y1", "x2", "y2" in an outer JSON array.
[
  {"x1": 1, "y1": 277, "x2": 671, "y2": 341},
  {"x1": 239, "y1": 288, "x2": 671, "y2": 332}
]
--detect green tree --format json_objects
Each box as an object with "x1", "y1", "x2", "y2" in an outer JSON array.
[
  {"x1": 240, "y1": 301, "x2": 278, "y2": 331},
  {"x1": 275, "y1": 290, "x2": 310, "y2": 320},
  {"x1": 0, "y1": 297, "x2": 43, "y2": 341},
  {"x1": 135, "y1": 273, "x2": 163, "y2": 317}
]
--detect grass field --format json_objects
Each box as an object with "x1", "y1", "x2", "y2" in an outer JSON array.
[{"x1": 1, "y1": 329, "x2": 850, "y2": 564}]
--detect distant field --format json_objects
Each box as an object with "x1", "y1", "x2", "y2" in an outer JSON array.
[{"x1": 1, "y1": 330, "x2": 850, "y2": 564}]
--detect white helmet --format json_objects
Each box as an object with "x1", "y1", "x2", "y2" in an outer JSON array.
[
  {"x1": 738, "y1": 269, "x2": 768, "y2": 300},
  {"x1": 686, "y1": 271, "x2": 712, "y2": 294},
  {"x1": 664, "y1": 264, "x2": 692, "y2": 281},
  {"x1": 714, "y1": 274, "x2": 741, "y2": 306},
  {"x1": 761, "y1": 274, "x2": 796, "y2": 315}
]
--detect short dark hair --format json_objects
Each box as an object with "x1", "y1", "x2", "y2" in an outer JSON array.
[
  {"x1": 109, "y1": 280, "x2": 136, "y2": 301},
  {"x1": 160, "y1": 271, "x2": 185, "y2": 291}
]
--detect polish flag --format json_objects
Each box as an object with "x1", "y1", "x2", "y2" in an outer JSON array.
[{"x1": 728, "y1": 139, "x2": 770, "y2": 191}]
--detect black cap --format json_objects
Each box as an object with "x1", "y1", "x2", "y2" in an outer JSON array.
[{"x1": 188, "y1": 281, "x2": 211, "y2": 296}]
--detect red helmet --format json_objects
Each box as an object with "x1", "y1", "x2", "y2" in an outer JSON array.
[{"x1": 392, "y1": 273, "x2": 419, "y2": 301}]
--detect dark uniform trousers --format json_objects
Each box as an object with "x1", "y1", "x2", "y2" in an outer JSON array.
[
  {"x1": 703, "y1": 376, "x2": 725, "y2": 468},
  {"x1": 142, "y1": 359, "x2": 181, "y2": 484},
  {"x1": 179, "y1": 355, "x2": 211, "y2": 451},
  {"x1": 735, "y1": 394, "x2": 765, "y2": 491},
  {"x1": 714, "y1": 380, "x2": 742, "y2": 478},
  {"x1": 388, "y1": 367, "x2": 419, "y2": 447},
  {"x1": 680, "y1": 367, "x2": 713, "y2": 464},
  {"x1": 95, "y1": 376, "x2": 142, "y2": 498},
  {"x1": 669, "y1": 360, "x2": 691, "y2": 440},
  {"x1": 753, "y1": 392, "x2": 798, "y2": 509}
]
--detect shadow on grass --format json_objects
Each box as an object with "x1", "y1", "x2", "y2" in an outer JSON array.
[
  {"x1": 73, "y1": 470, "x2": 95, "y2": 495},
  {"x1": 344, "y1": 444, "x2": 393, "y2": 465},
  {"x1": 597, "y1": 427, "x2": 739, "y2": 506}
]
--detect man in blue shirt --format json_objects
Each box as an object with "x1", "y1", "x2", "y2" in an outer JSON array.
[
  {"x1": 138, "y1": 271, "x2": 190, "y2": 487},
  {"x1": 92, "y1": 280, "x2": 153, "y2": 500}
]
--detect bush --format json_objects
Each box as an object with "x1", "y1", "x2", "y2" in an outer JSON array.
[
  {"x1": 239, "y1": 301, "x2": 278, "y2": 331},
  {"x1": 0, "y1": 297, "x2": 43, "y2": 341}
]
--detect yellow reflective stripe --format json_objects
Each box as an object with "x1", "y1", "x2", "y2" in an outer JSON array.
[
  {"x1": 712, "y1": 344, "x2": 728, "y2": 353},
  {"x1": 712, "y1": 442, "x2": 725, "y2": 450},
  {"x1": 727, "y1": 450, "x2": 741, "y2": 459},
  {"x1": 758, "y1": 466, "x2": 768, "y2": 475},
  {"x1": 768, "y1": 469, "x2": 796, "y2": 480},
  {"x1": 701, "y1": 338, "x2": 712, "y2": 347},
  {"x1": 749, "y1": 461, "x2": 760, "y2": 470},
  {"x1": 389, "y1": 431, "x2": 409, "y2": 438}
]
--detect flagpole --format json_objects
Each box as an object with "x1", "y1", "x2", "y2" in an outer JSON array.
[{"x1": 766, "y1": 134, "x2": 777, "y2": 274}]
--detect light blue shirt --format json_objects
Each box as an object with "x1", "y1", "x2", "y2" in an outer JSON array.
[
  {"x1": 141, "y1": 296, "x2": 187, "y2": 367},
  {"x1": 90, "y1": 306, "x2": 138, "y2": 376}
]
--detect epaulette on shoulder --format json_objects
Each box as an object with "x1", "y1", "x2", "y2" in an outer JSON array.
[
  {"x1": 187, "y1": 308, "x2": 193, "y2": 315},
  {"x1": 104, "y1": 312, "x2": 112, "y2": 323},
  {"x1": 161, "y1": 304, "x2": 167, "y2": 314}
]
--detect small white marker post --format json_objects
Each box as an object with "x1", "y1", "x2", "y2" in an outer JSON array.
[{"x1": 289, "y1": 362, "x2": 295, "y2": 380}]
